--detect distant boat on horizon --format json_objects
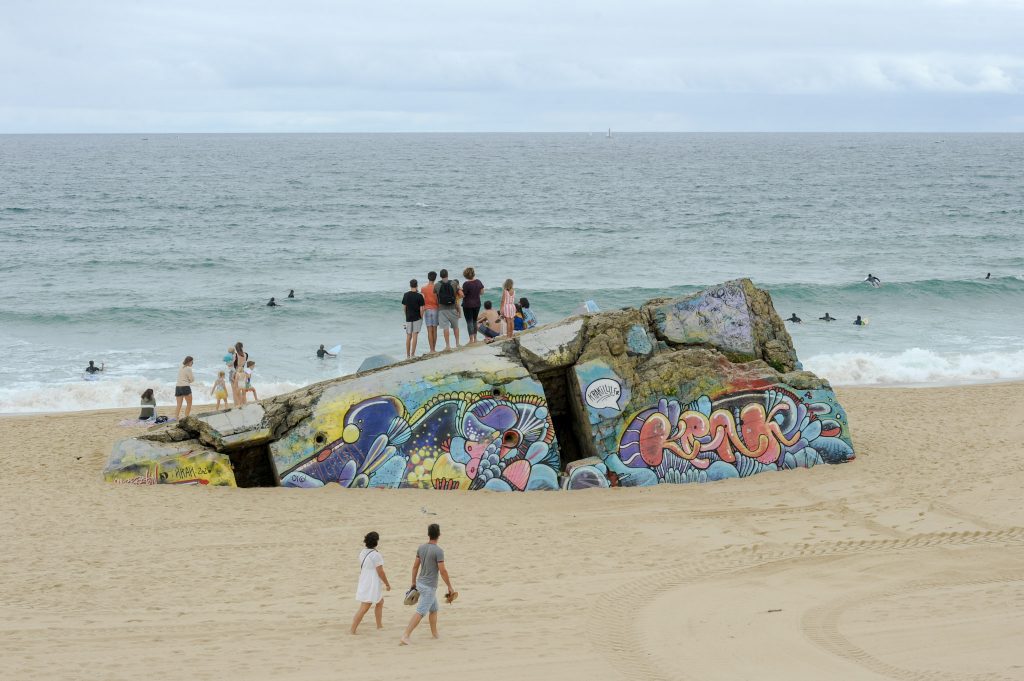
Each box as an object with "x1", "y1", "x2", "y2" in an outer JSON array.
[{"x1": 606, "y1": 128, "x2": 612, "y2": 138}]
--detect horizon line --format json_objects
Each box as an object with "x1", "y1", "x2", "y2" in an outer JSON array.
[{"x1": 2, "y1": 130, "x2": 1022, "y2": 136}]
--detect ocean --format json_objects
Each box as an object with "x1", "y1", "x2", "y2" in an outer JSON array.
[{"x1": 1, "y1": 133, "x2": 1022, "y2": 413}]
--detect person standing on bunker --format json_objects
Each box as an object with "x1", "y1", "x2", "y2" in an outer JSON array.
[
  {"x1": 500, "y1": 279, "x2": 516, "y2": 339},
  {"x1": 433, "y1": 269, "x2": 461, "y2": 350},
  {"x1": 421, "y1": 271, "x2": 440, "y2": 353},
  {"x1": 351, "y1": 531, "x2": 391, "y2": 634},
  {"x1": 400, "y1": 523, "x2": 456, "y2": 645}
]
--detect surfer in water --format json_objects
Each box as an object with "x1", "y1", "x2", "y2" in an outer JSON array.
[
  {"x1": 785, "y1": 313, "x2": 802, "y2": 323},
  {"x1": 985, "y1": 273, "x2": 991, "y2": 279},
  {"x1": 267, "y1": 297, "x2": 278, "y2": 307},
  {"x1": 854, "y1": 315, "x2": 866, "y2": 326},
  {"x1": 819, "y1": 313, "x2": 836, "y2": 322},
  {"x1": 287, "y1": 289, "x2": 295, "y2": 298},
  {"x1": 317, "y1": 344, "x2": 336, "y2": 359},
  {"x1": 85, "y1": 361, "x2": 104, "y2": 374},
  {"x1": 864, "y1": 274, "x2": 881, "y2": 288}
]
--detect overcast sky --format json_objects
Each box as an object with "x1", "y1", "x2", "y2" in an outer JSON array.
[{"x1": 2, "y1": 0, "x2": 1022, "y2": 132}]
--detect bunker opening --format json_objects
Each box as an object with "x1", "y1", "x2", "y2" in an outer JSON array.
[
  {"x1": 227, "y1": 443, "x2": 278, "y2": 487},
  {"x1": 534, "y1": 368, "x2": 587, "y2": 469}
]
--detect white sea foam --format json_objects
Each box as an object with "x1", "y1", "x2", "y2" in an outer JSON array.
[
  {"x1": 804, "y1": 348, "x2": 1024, "y2": 387},
  {"x1": 0, "y1": 378, "x2": 306, "y2": 414}
]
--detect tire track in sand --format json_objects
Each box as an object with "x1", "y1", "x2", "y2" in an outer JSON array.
[
  {"x1": 801, "y1": 572, "x2": 1024, "y2": 681},
  {"x1": 588, "y1": 527, "x2": 1024, "y2": 681}
]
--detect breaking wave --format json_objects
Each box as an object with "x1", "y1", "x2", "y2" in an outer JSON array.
[{"x1": 805, "y1": 347, "x2": 1024, "y2": 386}]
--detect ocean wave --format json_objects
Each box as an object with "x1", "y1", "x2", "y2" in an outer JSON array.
[
  {"x1": 765, "y1": 275, "x2": 1024, "y2": 301},
  {"x1": 804, "y1": 347, "x2": 1024, "y2": 386},
  {"x1": 2, "y1": 275, "x2": 1020, "y2": 327},
  {"x1": 0, "y1": 378, "x2": 306, "y2": 414}
]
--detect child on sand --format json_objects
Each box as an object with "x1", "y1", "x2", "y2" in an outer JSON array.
[
  {"x1": 351, "y1": 531, "x2": 391, "y2": 634},
  {"x1": 211, "y1": 371, "x2": 229, "y2": 409},
  {"x1": 243, "y1": 361, "x2": 258, "y2": 401}
]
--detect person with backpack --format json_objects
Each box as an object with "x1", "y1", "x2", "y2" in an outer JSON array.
[{"x1": 433, "y1": 269, "x2": 461, "y2": 350}]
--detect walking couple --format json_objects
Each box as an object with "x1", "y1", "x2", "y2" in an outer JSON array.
[{"x1": 350, "y1": 523, "x2": 458, "y2": 646}]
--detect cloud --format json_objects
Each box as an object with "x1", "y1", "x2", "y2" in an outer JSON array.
[{"x1": 1, "y1": 0, "x2": 1022, "y2": 131}]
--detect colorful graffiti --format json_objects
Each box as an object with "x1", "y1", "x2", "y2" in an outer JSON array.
[
  {"x1": 279, "y1": 391, "x2": 561, "y2": 491},
  {"x1": 103, "y1": 442, "x2": 236, "y2": 487},
  {"x1": 568, "y1": 386, "x2": 854, "y2": 489}
]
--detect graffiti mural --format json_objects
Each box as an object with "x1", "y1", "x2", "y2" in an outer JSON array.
[
  {"x1": 278, "y1": 391, "x2": 561, "y2": 491},
  {"x1": 569, "y1": 385, "x2": 854, "y2": 489},
  {"x1": 103, "y1": 441, "x2": 236, "y2": 487}
]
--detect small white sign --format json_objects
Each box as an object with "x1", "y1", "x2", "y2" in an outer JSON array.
[{"x1": 585, "y1": 378, "x2": 622, "y2": 412}]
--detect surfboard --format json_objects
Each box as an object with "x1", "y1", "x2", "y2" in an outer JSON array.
[{"x1": 328, "y1": 344, "x2": 342, "y2": 355}]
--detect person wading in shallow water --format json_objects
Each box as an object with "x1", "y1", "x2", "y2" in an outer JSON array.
[{"x1": 400, "y1": 523, "x2": 456, "y2": 646}]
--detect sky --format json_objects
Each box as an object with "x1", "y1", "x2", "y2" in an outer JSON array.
[{"x1": 1, "y1": 0, "x2": 1022, "y2": 132}]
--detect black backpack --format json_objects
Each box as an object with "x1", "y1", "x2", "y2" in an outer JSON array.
[{"x1": 437, "y1": 280, "x2": 457, "y2": 306}]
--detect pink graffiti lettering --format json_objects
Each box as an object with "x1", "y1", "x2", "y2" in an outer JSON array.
[{"x1": 643, "y1": 402, "x2": 801, "y2": 467}]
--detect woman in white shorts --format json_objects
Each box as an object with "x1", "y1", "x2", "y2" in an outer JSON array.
[{"x1": 351, "y1": 531, "x2": 391, "y2": 634}]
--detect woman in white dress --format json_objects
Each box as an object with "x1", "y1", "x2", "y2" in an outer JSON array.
[{"x1": 350, "y1": 531, "x2": 391, "y2": 634}]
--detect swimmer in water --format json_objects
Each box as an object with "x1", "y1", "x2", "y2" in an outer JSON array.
[
  {"x1": 317, "y1": 344, "x2": 336, "y2": 359},
  {"x1": 267, "y1": 297, "x2": 277, "y2": 307},
  {"x1": 854, "y1": 315, "x2": 865, "y2": 326},
  {"x1": 85, "y1": 360, "x2": 104, "y2": 374},
  {"x1": 288, "y1": 289, "x2": 295, "y2": 298},
  {"x1": 985, "y1": 273, "x2": 991, "y2": 279},
  {"x1": 785, "y1": 313, "x2": 802, "y2": 323},
  {"x1": 864, "y1": 274, "x2": 881, "y2": 288},
  {"x1": 819, "y1": 313, "x2": 836, "y2": 322}
]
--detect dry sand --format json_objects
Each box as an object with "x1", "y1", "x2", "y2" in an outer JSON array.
[{"x1": 1, "y1": 383, "x2": 1022, "y2": 681}]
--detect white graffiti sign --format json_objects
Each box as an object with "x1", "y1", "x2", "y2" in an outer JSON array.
[{"x1": 585, "y1": 378, "x2": 622, "y2": 412}]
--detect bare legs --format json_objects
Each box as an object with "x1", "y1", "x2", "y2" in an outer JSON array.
[
  {"x1": 233, "y1": 377, "x2": 247, "y2": 407},
  {"x1": 405, "y1": 332, "x2": 419, "y2": 359},
  {"x1": 400, "y1": 612, "x2": 422, "y2": 645},
  {"x1": 174, "y1": 393, "x2": 192, "y2": 420},
  {"x1": 427, "y1": 325, "x2": 437, "y2": 353},
  {"x1": 351, "y1": 602, "x2": 371, "y2": 634},
  {"x1": 351, "y1": 600, "x2": 384, "y2": 634},
  {"x1": 400, "y1": 609, "x2": 439, "y2": 645}
]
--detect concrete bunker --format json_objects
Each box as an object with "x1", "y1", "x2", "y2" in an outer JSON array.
[{"x1": 104, "y1": 279, "x2": 855, "y2": 490}]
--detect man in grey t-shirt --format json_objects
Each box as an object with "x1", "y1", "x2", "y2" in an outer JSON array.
[
  {"x1": 400, "y1": 523, "x2": 456, "y2": 645},
  {"x1": 433, "y1": 269, "x2": 462, "y2": 350}
]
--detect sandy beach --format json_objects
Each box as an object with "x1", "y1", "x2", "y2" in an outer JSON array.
[{"x1": 1, "y1": 382, "x2": 1022, "y2": 681}]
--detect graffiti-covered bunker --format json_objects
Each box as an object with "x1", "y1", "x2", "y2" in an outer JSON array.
[{"x1": 104, "y1": 279, "x2": 855, "y2": 489}]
